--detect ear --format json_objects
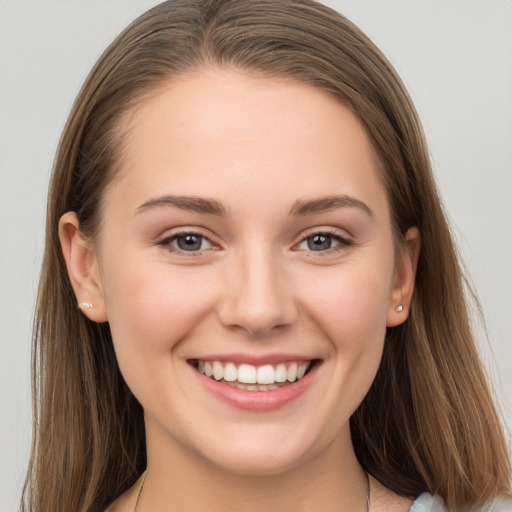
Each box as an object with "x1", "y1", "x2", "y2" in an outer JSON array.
[
  {"x1": 386, "y1": 227, "x2": 421, "y2": 327},
  {"x1": 59, "y1": 212, "x2": 108, "y2": 323}
]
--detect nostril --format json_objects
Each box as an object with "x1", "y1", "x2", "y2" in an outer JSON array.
[{"x1": 218, "y1": 301, "x2": 298, "y2": 337}]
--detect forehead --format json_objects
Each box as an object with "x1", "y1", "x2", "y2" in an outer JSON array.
[{"x1": 107, "y1": 68, "x2": 389, "y2": 220}]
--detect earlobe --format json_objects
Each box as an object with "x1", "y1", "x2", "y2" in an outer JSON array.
[
  {"x1": 58, "y1": 212, "x2": 108, "y2": 323},
  {"x1": 386, "y1": 227, "x2": 421, "y2": 327}
]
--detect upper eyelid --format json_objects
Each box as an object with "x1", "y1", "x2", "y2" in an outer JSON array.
[
  {"x1": 163, "y1": 232, "x2": 213, "y2": 242},
  {"x1": 296, "y1": 227, "x2": 352, "y2": 242},
  {"x1": 157, "y1": 227, "x2": 215, "y2": 242},
  {"x1": 299, "y1": 228, "x2": 347, "y2": 238},
  {"x1": 155, "y1": 227, "x2": 352, "y2": 247}
]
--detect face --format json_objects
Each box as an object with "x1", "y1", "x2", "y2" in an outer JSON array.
[{"x1": 65, "y1": 68, "x2": 416, "y2": 475}]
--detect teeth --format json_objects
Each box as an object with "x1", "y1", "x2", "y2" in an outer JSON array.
[
  {"x1": 275, "y1": 363, "x2": 287, "y2": 382},
  {"x1": 238, "y1": 364, "x2": 257, "y2": 384},
  {"x1": 226, "y1": 382, "x2": 281, "y2": 391},
  {"x1": 212, "y1": 361, "x2": 223, "y2": 381},
  {"x1": 223, "y1": 362, "x2": 237, "y2": 382},
  {"x1": 287, "y1": 362, "x2": 297, "y2": 382},
  {"x1": 256, "y1": 365, "x2": 275, "y2": 385},
  {"x1": 195, "y1": 359, "x2": 312, "y2": 387}
]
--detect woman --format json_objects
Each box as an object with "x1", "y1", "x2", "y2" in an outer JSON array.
[{"x1": 21, "y1": 1, "x2": 511, "y2": 511}]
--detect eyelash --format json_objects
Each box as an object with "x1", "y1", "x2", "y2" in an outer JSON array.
[
  {"x1": 296, "y1": 230, "x2": 353, "y2": 255},
  {"x1": 157, "y1": 231, "x2": 216, "y2": 255},
  {"x1": 157, "y1": 229, "x2": 352, "y2": 255}
]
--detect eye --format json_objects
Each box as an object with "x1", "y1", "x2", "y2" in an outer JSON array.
[
  {"x1": 160, "y1": 232, "x2": 214, "y2": 252},
  {"x1": 297, "y1": 232, "x2": 351, "y2": 252}
]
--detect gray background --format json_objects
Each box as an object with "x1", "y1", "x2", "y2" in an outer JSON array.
[{"x1": 1, "y1": 1, "x2": 511, "y2": 510}]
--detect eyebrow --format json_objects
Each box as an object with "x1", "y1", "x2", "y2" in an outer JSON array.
[
  {"x1": 135, "y1": 195, "x2": 227, "y2": 216},
  {"x1": 289, "y1": 195, "x2": 374, "y2": 218},
  {"x1": 135, "y1": 193, "x2": 373, "y2": 219}
]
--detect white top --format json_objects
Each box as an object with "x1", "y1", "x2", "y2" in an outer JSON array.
[{"x1": 409, "y1": 493, "x2": 512, "y2": 512}]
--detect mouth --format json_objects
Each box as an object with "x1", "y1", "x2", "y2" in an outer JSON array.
[{"x1": 189, "y1": 359, "x2": 318, "y2": 392}]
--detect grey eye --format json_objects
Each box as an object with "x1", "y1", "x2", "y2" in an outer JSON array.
[
  {"x1": 304, "y1": 234, "x2": 336, "y2": 251},
  {"x1": 172, "y1": 234, "x2": 212, "y2": 251}
]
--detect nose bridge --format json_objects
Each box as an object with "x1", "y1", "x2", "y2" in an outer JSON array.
[{"x1": 218, "y1": 241, "x2": 296, "y2": 335}]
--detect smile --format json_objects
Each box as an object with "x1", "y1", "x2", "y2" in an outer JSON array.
[{"x1": 193, "y1": 360, "x2": 312, "y2": 391}]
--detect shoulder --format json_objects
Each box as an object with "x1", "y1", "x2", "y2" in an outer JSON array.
[{"x1": 409, "y1": 493, "x2": 512, "y2": 512}]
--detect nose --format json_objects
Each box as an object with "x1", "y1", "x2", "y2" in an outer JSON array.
[{"x1": 216, "y1": 247, "x2": 298, "y2": 336}]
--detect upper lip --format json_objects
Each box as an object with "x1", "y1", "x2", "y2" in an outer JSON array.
[{"x1": 188, "y1": 353, "x2": 317, "y2": 366}]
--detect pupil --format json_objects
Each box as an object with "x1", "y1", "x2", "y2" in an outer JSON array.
[
  {"x1": 308, "y1": 234, "x2": 332, "y2": 251},
  {"x1": 178, "y1": 234, "x2": 201, "y2": 251}
]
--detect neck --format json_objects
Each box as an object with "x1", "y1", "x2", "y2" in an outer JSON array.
[{"x1": 139, "y1": 419, "x2": 369, "y2": 512}]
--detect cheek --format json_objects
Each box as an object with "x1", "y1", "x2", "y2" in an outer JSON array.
[
  {"x1": 100, "y1": 256, "x2": 217, "y2": 361},
  {"x1": 296, "y1": 259, "x2": 392, "y2": 352},
  {"x1": 286, "y1": 261, "x2": 393, "y2": 440},
  {"x1": 303, "y1": 266, "x2": 391, "y2": 332}
]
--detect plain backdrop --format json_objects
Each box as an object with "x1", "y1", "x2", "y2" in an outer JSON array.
[{"x1": 1, "y1": 1, "x2": 511, "y2": 510}]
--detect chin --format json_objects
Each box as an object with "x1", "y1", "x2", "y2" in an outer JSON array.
[
  {"x1": 208, "y1": 451, "x2": 308, "y2": 476},
  {"x1": 192, "y1": 427, "x2": 324, "y2": 477}
]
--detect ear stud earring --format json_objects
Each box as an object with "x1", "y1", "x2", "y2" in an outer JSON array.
[
  {"x1": 395, "y1": 304, "x2": 403, "y2": 312},
  {"x1": 78, "y1": 302, "x2": 93, "y2": 310}
]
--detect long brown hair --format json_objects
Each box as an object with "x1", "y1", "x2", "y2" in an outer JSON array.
[{"x1": 22, "y1": 1, "x2": 511, "y2": 511}]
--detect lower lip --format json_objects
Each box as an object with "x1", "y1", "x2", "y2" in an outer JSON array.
[{"x1": 191, "y1": 363, "x2": 319, "y2": 412}]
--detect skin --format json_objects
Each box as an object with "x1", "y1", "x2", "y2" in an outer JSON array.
[{"x1": 60, "y1": 68, "x2": 419, "y2": 511}]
